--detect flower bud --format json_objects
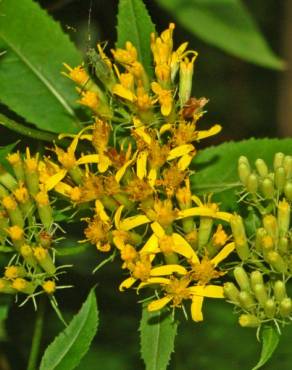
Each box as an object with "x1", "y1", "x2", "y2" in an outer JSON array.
[
  {"x1": 255, "y1": 159, "x2": 268, "y2": 177},
  {"x1": 0, "y1": 166, "x2": 18, "y2": 191},
  {"x1": 255, "y1": 228, "x2": 267, "y2": 252},
  {"x1": 4, "y1": 265, "x2": 26, "y2": 280},
  {"x1": 238, "y1": 156, "x2": 250, "y2": 167},
  {"x1": 0, "y1": 278, "x2": 17, "y2": 294},
  {"x1": 2, "y1": 196, "x2": 24, "y2": 228},
  {"x1": 277, "y1": 199, "x2": 290, "y2": 237},
  {"x1": 198, "y1": 217, "x2": 213, "y2": 250},
  {"x1": 278, "y1": 237, "x2": 288, "y2": 254},
  {"x1": 238, "y1": 163, "x2": 250, "y2": 185},
  {"x1": 12, "y1": 278, "x2": 35, "y2": 295},
  {"x1": 239, "y1": 314, "x2": 260, "y2": 328},
  {"x1": 246, "y1": 174, "x2": 258, "y2": 194},
  {"x1": 275, "y1": 167, "x2": 286, "y2": 192},
  {"x1": 261, "y1": 235, "x2": 274, "y2": 260},
  {"x1": 261, "y1": 177, "x2": 274, "y2": 199},
  {"x1": 35, "y1": 190, "x2": 53, "y2": 229},
  {"x1": 274, "y1": 280, "x2": 287, "y2": 302},
  {"x1": 238, "y1": 291, "x2": 256, "y2": 310},
  {"x1": 223, "y1": 282, "x2": 240, "y2": 303},
  {"x1": 279, "y1": 298, "x2": 292, "y2": 317},
  {"x1": 263, "y1": 214, "x2": 278, "y2": 242},
  {"x1": 283, "y1": 155, "x2": 292, "y2": 179},
  {"x1": 250, "y1": 271, "x2": 264, "y2": 289},
  {"x1": 42, "y1": 280, "x2": 56, "y2": 295},
  {"x1": 20, "y1": 244, "x2": 38, "y2": 268},
  {"x1": 234, "y1": 266, "x2": 250, "y2": 291},
  {"x1": 33, "y1": 247, "x2": 56, "y2": 274},
  {"x1": 230, "y1": 215, "x2": 249, "y2": 260},
  {"x1": 7, "y1": 152, "x2": 25, "y2": 182},
  {"x1": 284, "y1": 181, "x2": 292, "y2": 201},
  {"x1": 179, "y1": 56, "x2": 195, "y2": 107},
  {"x1": 253, "y1": 284, "x2": 268, "y2": 306},
  {"x1": 274, "y1": 152, "x2": 285, "y2": 170},
  {"x1": 264, "y1": 299, "x2": 276, "y2": 318},
  {"x1": 266, "y1": 251, "x2": 287, "y2": 273}
]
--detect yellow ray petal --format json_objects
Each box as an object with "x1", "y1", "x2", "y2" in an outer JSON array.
[
  {"x1": 45, "y1": 169, "x2": 67, "y2": 191},
  {"x1": 178, "y1": 154, "x2": 193, "y2": 171},
  {"x1": 140, "y1": 234, "x2": 159, "y2": 254},
  {"x1": 119, "y1": 214, "x2": 151, "y2": 231},
  {"x1": 95, "y1": 200, "x2": 110, "y2": 222},
  {"x1": 191, "y1": 295, "x2": 204, "y2": 322},
  {"x1": 215, "y1": 211, "x2": 232, "y2": 222},
  {"x1": 189, "y1": 285, "x2": 224, "y2": 298},
  {"x1": 161, "y1": 102, "x2": 172, "y2": 117},
  {"x1": 138, "y1": 277, "x2": 170, "y2": 289},
  {"x1": 148, "y1": 296, "x2": 172, "y2": 311},
  {"x1": 191, "y1": 195, "x2": 203, "y2": 207},
  {"x1": 151, "y1": 222, "x2": 166, "y2": 238},
  {"x1": 148, "y1": 168, "x2": 157, "y2": 188},
  {"x1": 112, "y1": 84, "x2": 135, "y2": 102},
  {"x1": 196, "y1": 124, "x2": 222, "y2": 140},
  {"x1": 114, "y1": 205, "x2": 124, "y2": 229},
  {"x1": 119, "y1": 277, "x2": 137, "y2": 291},
  {"x1": 115, "y1": 153, "x2": 137, "y2": 183},
  {"x1": 172, "y1": 233, "x2": 199, "y2": 263},
  {"x1": 98, "y1": 153, "x2": 111, "y2": 173},
  {"x1": 76, "y1": 154, "x2": 100, "y2": 165},
  {"x1": 150, "y1": 264, "x2": 187, "y2": 276},
  {"x1": 167, "y1": 144, "x2": 194, "y2": 161},
  {"x1": 177, "y1": 207, "x2": 214, "y2": 219},
  {"x1": 211, "y1": 242, "x2": 235, "y2": 266},
  {"x1": 55, "y1": 182, "x2": 73, "y2": 196},
  {"x1": 159, "y1": 123, "x2": 172, "y2": 134},
  {"x1": 137, "y1": 151, "x2": 148, "y2": 179}
]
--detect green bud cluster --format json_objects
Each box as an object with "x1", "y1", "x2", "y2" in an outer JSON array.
[
  {"x1": 238, "y1": 153, "x2": 292, "y2": 202},
  {"x1": 224, "y1": 267, "x2": 292, "y2": 328},
  {"x1": 0, "y1": 151, "x2": 60, "y2": 299}
]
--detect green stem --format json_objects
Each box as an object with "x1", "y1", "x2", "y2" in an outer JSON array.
[
  {"x1": 27, "y1": 296, "x2": 46, "y2": 370},
  {"x1": 0, "y1": 113, "x2": 56, "y2": 142}
]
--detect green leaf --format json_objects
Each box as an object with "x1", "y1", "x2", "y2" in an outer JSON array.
[
  {"x1": 40, "y1": 289, "x2": 98, "y2": 370},
  {"x1": 117, "y1": 0, "x2": 155, "y2": 76},
  {"x1": 0, "y1": 0, "x2": 82, "y2": 134},
  {"x1": 191, "y1": 138, "x2": 292, "y2": 208},
  {"x1": 140, "y1": 306, "x2": 178, "y2": 370},
  {"x1": 0, "y1": 142, "x2": 17, "y2": 162},
  {"x1": 252, "y1": 326, "x2": 280, "y2": 370},
  {"x1": 156, "y1": 0, "x2": 284, "y2": 69}
]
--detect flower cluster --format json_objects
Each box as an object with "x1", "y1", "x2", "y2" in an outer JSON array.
[
  {"x1": 0, "y1": 149, "x2": 63, "y2": 306},
  {"x1": 40, "y1": 24, "x2": 236, "y2": 321},
  {"x1": 225, "y1": 153, "x2": 292, "y2": 331}
]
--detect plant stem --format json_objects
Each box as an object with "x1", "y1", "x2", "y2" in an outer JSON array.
[
  {"x1": 0, "y1": 113, "x2": 56, "y2": 142},
  {"x1": 27, "y1": 296, "x2": 46, "y2": 370}
]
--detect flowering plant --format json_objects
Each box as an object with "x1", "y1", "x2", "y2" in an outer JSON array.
[{"x1": 0, "y1": 0, "x2": 290, "y2": 369}]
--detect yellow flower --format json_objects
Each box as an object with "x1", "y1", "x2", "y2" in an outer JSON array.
[
  {"x1": 62, "y1": 63, "x2": 89, "y2": 86},
  {"x1": 78, "y1": 90, "x2": 100, "y2": 111},
  {"x1": 151, "y1": 82, "x2": 173, "y2": 116},
  {"x1": 144, "y1": 276, "x2": 224, "y2": 322},
  {"x1": 43, "y1": 280, "x2": 56, "y2": 294}
]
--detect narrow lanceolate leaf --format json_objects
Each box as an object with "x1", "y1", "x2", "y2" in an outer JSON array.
[
  {"x1": 40, "y1": 289, "x2": 98, "y2": 370},
  {"x1": 140, "y1": 305, "x2": 178, "y2": 370},
  {"x1": 252, "y1": 326, "x2": 280, "y2": 370},
  {"x1": 0, "y1": 143, "x2": 17, "y2": 161},
  {"x1": 117, "y1": 0, "x2": 155, "y2": 76},
  {"x1": 0, "y1": 0, "x2": 82, "y2": 134},
  {"x1": 156, "y1": 0, "x2": 284, "y2": 69}
]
